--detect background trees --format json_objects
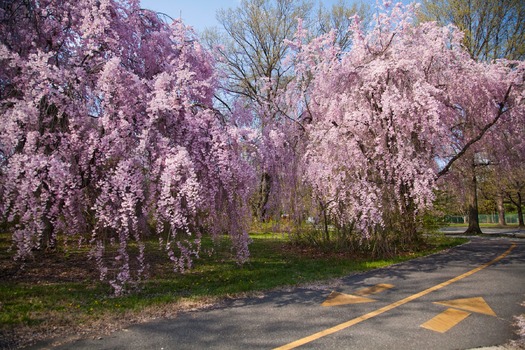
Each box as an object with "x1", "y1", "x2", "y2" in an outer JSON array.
[
  {"x1": 211, "y1": 0, "x2": 313, "y2": 223},
  {"x1": 483, "y1": 109, "x2": 525, "y2": 227},
  {"x1": 418, "y1": 0, "x2": 525, "y2": 233},
  {"x1": 418, "y1": 0, "x2": 525, "y2": 61},
  {"x1": 204, "y1": 0, "x2": 370, "y2": 223}
]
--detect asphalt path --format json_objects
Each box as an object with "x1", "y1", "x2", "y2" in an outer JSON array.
[
  {"x1": 441, "y1": 226, "x2": 525, "y2": 238},
  {"x1": 46, "y1": 237, "x2": 524, "y2": 350}
]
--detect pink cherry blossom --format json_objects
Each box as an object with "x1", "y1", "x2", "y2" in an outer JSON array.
[
  {"x1": 278, "y1": 2, "x2": 524, "y2": 241},
  {"x1": 1, "y1": 0, "x2": 252, "y2": 294}
]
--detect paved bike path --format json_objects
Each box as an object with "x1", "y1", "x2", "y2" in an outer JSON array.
[{"x1": 46, "y1": 238, "x2": 524, "y2": 350}]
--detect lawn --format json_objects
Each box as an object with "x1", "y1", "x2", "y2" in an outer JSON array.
[{"x1": 0, "y1": 231, "x2": 466, "y2": 348}]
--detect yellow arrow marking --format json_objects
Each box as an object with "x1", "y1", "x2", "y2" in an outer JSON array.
[
  {"x1": 434, "y1": 297, "x2": 496, "y2": 316},
  {"x1": 421, "y1": 308, "x2": 471, "y2": 333},
  {"x1": 273, "y1": 243, "x2": 516, "y2": 350},
  {"x1": 322, "y1": 292, "x2": 375, "y2": 307},
  {"x1": 355, "y1": 283, "x2": 394, "y2": 296},
  {"x1": 322, "y1": 284, "x2": 394, "y2": 306}
]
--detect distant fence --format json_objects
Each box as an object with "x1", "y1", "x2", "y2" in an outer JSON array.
[{"x1": 445, "y1": 214, "x2": 520, "y2": 224}]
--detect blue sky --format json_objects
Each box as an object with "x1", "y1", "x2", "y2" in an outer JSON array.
[
  {"x1": 140, "y1": 0, "x2": 239, "y2": 32},
  {"x1": 139, "y1": 0, "x2": 372, "y2": 33}
]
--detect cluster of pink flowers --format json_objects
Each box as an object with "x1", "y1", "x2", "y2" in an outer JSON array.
[
  {"x1": 0, "y1": 0, "x2": 252, "y2": 294},
  {"x1": 280, "y1": 2, "x2": 524, "y2": 238}
]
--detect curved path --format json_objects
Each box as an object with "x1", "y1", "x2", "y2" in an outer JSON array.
[{"x1": 48, "y1": 237, "x2": 524, "y2": 350}]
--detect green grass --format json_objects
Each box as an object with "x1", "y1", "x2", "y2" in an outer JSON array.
[{"x1": 0, "y1": 231, "x2": 467, "y2": 342}]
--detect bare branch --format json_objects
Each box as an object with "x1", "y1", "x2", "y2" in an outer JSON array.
[{"x1": 437, "y1": 84, "x2": 513, "y2": 178}]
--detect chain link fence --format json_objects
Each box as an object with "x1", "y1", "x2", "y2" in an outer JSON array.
[{"x1": 445, "y1": 214, "x2": 520, "y2": 224}]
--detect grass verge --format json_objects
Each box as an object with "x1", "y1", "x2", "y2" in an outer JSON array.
[{"x1": 0, "y1": 232, "x2": 467, "y2": 348}]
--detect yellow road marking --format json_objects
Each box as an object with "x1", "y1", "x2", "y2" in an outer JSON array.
[
  {"x1": 420, "y1": 308, "x2": 471, "y2": 333},
  {"x1": 435, "y1": 297, "x2": 496, "y2": 316},
  {"x1": 355, "y1": 283, "x2": 394, "y2": 296},
  {"x1": 322, "y1": 284, "x2": 394, "y2": 306},
  {"x1": 273, "y1": 243, "x2": 516, "y2": 350},
  {"x1": 321, "y1": 292, "x2": 375, "y2": 306}
]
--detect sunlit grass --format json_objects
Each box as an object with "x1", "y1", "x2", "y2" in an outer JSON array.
[{"x1": 0, "y1": 231, "x2": 467, "y2": 339}]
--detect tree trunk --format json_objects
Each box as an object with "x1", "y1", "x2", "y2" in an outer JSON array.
[
  {"x1": 323, "y1": 206, "x2": 330, "y2": 243},
  {"x1": 496, "y1": 193, "x2": 506, "y2": 226},
  {"x1": 37, "y1": 217, "x2": 56, "y2": 251},
  {"x1": 507, "y1": 192, "x2": 525, "y2": 228},
  {"x1": 517, "y1": 192, "x2": 524, "y2": 228},
  {"x1": 318, "y1": 200, "x2": 330, "y2": 242},
  {"x1": 256, "y1": 172, "x2": 271, "y2": 222},
  {"x1": 465, "y1": 164, "x2": 483, "y2": 234}
]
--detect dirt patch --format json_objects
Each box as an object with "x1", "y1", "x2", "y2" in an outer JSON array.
[
  {"x1": 1, "y1": 250, "x2": 100, "y2": 285},
  {"x1": 1, "y1": 297, "x2": 224, "y2": 349}
]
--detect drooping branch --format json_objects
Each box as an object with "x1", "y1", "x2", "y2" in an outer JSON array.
[{"x1": 437, "y1": 84, "x2": 513, "y2": 178}]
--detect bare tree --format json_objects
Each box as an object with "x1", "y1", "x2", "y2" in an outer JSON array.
[
  {"x1": 204, "y1": 0, "x2": 370, "y2": 222},
  {"x1": 418, "y1": 0, "x2": 525, "y2": 61},
  {"x1": 316, "y1": 0, "x2": 370, "y2": 51},
  {"x1": 207, "y1": 0, "x2": 313, "y2": 111}
]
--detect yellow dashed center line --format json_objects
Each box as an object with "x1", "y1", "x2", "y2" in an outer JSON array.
[{"x1": 274, "y1": 243, "x2": 516, "y2": 350}]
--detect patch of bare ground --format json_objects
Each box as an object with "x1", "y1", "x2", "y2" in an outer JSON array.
[{"x1": 1, "y1": 297, "x2": 223, "y2": 349}]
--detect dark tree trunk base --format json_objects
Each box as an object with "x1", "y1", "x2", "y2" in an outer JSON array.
[{"x1": 463, "y1": 226, "x2": 483, "y2": 235}]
